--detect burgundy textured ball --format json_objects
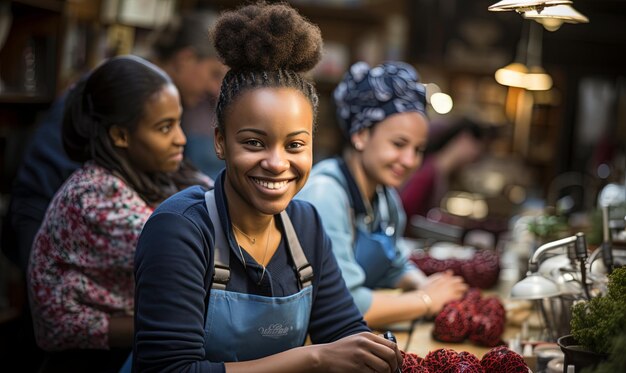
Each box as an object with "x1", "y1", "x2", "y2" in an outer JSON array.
[
  {"x1": 458, "y1": 351, "x2": 482, "y2": 366},
  {"x1": 424, "y1": 348, "x2": 461, "y2": 373},
  {"x1": 481, "y1": 346, "x2": 529, "y2": 373},
  {"x1": 410, "y1": 250, "x2": 500, "y2": 289},
  {"x1": 460, "y1": 250, "x2": 500, "y2": 289},
  {"x1": 468, "y1": 314, "x2": 505, "y2": 347},
  {"x1": 456, "y1": 351, "x2": 485, "y2": 373},
  {"x1": 433, "y1": 289, "x2": 506, "y2": 347},
  {"x1": 433, "y1": 303, "x2": 471, "y2": 343},
  {"x1": 462, "y1": 288, "x2": 483, "y2": 305},
  {"x1": 479, "y1": 296, "x2": 506, "y2": 319},
  {"x1": 402, "y1": 351, "x2": 430, "y2": 373},
  {"x1": 456, "y1": 362, "x2": 486, "y2": 373}
]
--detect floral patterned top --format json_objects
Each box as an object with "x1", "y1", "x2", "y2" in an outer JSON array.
[{"x1": 28, "y1": 162, "x2": 154, "y2": 350}]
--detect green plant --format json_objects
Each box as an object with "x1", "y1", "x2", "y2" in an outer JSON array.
[
  {"x1": 570, "y1": 267, "x2": 626, "y2": 355},
  {"x1": 527, "y1": 214, "x2": 568, "y2": 240}
]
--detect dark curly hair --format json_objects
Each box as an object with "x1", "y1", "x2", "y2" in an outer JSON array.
[
  {"x1": 63, "y1": 55, "x2": 209, "y2": 205},
  {"x1": 211, "y1": 1, "x2": 322, "y2": 131}
]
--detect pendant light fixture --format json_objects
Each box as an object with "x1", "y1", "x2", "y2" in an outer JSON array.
[
  {"x1": 495, "y1": 64, "x2": 529, "y2": 89},
  {"x1": 488, "y1": 0, "x2": 571, "y2": 13},
  {"x1": 495, "y1": 19, "x2": 530, "y2": 88},
  {"x1": 494, "y1": 19, "x2": 552, "y2": 91},
  {"x1": 522, "y1": 4, "x2": 589, "y2": 32},
  {"x1": 524, "y1": 21, "x2": 552, "y2": 91}
]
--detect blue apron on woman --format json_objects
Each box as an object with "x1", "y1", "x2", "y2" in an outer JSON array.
[
  {"x1": 338, "y1": 158, "x2": 399, "y2": 288},
  {"x1": 203, "y1": 189, "x2": 314, "y2": 361},
  {"x1": 120, "y1": 189, "x2": 314, "y2": 372}
]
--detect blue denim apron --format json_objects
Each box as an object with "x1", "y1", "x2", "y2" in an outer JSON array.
[
  {"x1": 203, "y1": 190, "x2": 314, "y2": 362},
  {"x1": 338, "y1": 158, "x2": 398, "y2": 288},
  {"x1": 353, "y1": 217, "x2": 396, "y2": 288},
  {"x1": 119, "y1": 191, "x2": 315, "y2": 372}
]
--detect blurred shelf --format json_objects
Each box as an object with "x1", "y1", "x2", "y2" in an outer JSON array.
[
  {"x1": 195, "y1": 0, "x2": 404, "y2": 27},
  {"x1": 0, "y1": 91, "x2": 53, "y2": 104},
  {"x1": 10, "y1": 0, "x2": 64, "y2": 13}
]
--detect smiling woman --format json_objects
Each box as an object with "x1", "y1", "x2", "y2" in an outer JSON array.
[
  {"x1": 217, "y1": 87, "x2": 314, "y2": 219},
  {"x1": 131, "y1": 2, "x2": 403, "y2": 373},
  {"x1": 297, "y1": 61, "x2": 468, "y2": 330}
]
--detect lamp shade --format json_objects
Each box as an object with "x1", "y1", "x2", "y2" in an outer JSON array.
[
  {"x1": 488, "y1": 0, "x2": 572, "y2": 12},
  {"x1": 525, "y1": 66, "x2": 553, "y2": 91},
  {"x1": 495, "y1": 62, "x2": 528, "y2": 88},
  {"x1": 523, "y1": 5, "x2": 589, "y2": 31},
  {"x1": 511, "y1": 273, "x2": 561, "y2": 300}
]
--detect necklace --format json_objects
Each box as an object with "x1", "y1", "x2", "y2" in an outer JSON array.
[
  {"x1": 232, "y1": 223, "x2": 256, "y2": 244},
  {"x1": 231, "y1": 218, "x2": 274, "y2": 283},
  {"x1": 258, "y1": 225, "x2": 272, "y2": 284}
]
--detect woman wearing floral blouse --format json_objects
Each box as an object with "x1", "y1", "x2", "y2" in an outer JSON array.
[{"x1": 27, "y1": 55, "x2": 209, "y2": 372}]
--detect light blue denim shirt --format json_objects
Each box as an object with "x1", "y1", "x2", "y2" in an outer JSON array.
[{"x1": 297, "y1": 158, "x2": 417, "y2": 314}]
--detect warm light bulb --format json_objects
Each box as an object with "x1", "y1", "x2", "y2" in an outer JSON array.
[
  {"x1": 446, "y1": 194, "x2": 474, "y2": 217},
  {"x1": 495, "y1": 62, "x2": 528, "y2": 88},
  {"x1": 525, "y1": 66, "x2": 553, "y2": 91},
  {"x1": 538, "y1": 18, "x2": 564, "y2": 31},
  {"x1": 430, "y1": 92, "x2": 453, "y2": 114}
]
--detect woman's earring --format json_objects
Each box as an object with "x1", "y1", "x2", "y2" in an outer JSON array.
[{"x1": 354, "y1": 143, "x2": 364, "y2": 151}]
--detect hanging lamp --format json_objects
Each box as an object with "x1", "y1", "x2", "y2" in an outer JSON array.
[
  {"x1": 523, "y1": 4, "x2": 589, "y2": 31},
  {"x1": 495, "y1": 22, "x2": 531, "y2": 88},
  {"x1": 495, "y1": 20, "x2": 553, "y2": 91},
  {"x1": 523, "y1": 21, "x2": 552, "y2": 91},
  {"x1": 488, "y1": 0, "x2": 572, "y2": 13}
]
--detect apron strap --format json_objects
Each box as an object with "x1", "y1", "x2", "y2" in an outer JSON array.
[
  {"x1": 205, "y1": 190, "x2": 230, "y2": 290},
  {"x1": 205, "y1": 189, "x2": 314, "y2": 290},
  {"x1": 376, "y1": 187, "x2": 396, "y2": 237},
  {"x1": 338, "y1": 157, "x2": 396, "y2": 235},
  {"x1": 279, "y1": 211, "x2": 314, "y2": 289}
]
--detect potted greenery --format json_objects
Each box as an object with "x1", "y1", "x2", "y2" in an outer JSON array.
[
  {"x1": 558, "y1": 266, "x2": 626, "y2": 372},
  {"x1": 527, "y1": 212, "x2": 569, "y2": 253}
]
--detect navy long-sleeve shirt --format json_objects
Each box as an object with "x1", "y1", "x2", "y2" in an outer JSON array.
[{"x1": 133, "y1": 174, "x2": 369, "y2": 372}]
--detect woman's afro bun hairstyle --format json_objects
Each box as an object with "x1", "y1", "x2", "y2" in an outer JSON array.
[{"x1": 212, "y1": 1, "x2": 323, "y2": 73}]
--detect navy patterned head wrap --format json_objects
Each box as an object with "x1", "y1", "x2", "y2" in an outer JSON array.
[{"x1": 334, "y1": 61, "x2": 427, "y2": 136}]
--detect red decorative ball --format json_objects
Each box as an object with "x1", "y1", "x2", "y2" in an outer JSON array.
[
  {"x1": 456, "y1": 351, "x2": 485, "y2": 373},
  {"x1": 458, "y1": 351, "x2": 482, "y2": 366},
  {"x1": 462, "y1": 288, "x2": 483, "y2": 305},
  {"x1": 468, "y1": 314, "x2": 505, "y2": 347},
  {"x1": 460, "y1": 251, "x2": 500, "y2": 289},
  {"x1": 410, "y1": 250, "x2": 500, "y2": 289},
  {"x1": 401, "y1": 351, "x2": 430, "y2": 373},
  {"x1": 479, "y1": 296, "x2": 506, "y2": 319},
  {"x1": 433, "y1": 303, "x2": 471, "y2": 343},
  {"x1": 481, "y1": 346, "x2": 529, "y2": 373},
  {"x1": 424, "y1": 348, "x2": 461, "y2": 373},
  {"x1": 433, "y1": 289, "x2": 507, "y2": 347}
]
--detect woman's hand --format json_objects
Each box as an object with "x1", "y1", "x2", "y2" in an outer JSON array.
[
  {"x1": 420, "y1": 270, "x2": 468, "y2": 316},
  {"x1": 313, "y1": 332, "x2": 402, "y2": 372}
]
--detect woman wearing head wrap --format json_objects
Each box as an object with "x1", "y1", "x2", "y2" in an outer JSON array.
[
  {"x1": 131, "y1": 3, "x2": 402, "y2": 372},
  {"x1": 298, "y1": 61, "x2": 468, "y2": 329}
]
